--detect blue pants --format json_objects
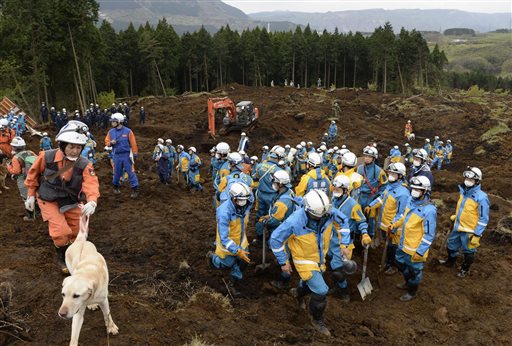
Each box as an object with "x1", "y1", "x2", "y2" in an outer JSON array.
[
  {"x1": 299, "y1": 271, "x2": 329, "y2": 296},
  {"x1": 447, "y1": 230, "x2": 477, "y2": 256},
  {"x1": 431, "y1": 157, "x2": 443, "y2": 170},
  {"x1": 157, "y1": 159, "x2": 170, "y2": 183},
  {"x1": 188, "y1": 169, "x2": 203, "y2": 191},
  {"x1": 168, "y1": 159, "x2": 175, "y2": 178},
  {"x1": 395, "y1": 248, "x2": 424, "y2": 287},
  {"x1": 113, "y1": 153, "x2": 138, "y2": 188},
  {"x1": 212, "y1": 253, "x2": 245, "y2": 280},
  {"x1": 255, "y1": 191, "x2": 277, "y2": 237},
  {"x1": 329, "y1": 235, "x2": 349, "y2": 289}
]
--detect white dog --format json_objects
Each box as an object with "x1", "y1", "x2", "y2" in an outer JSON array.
[
  {"x1": 58, "y1": 222, "x2": 118, "y2": 346},
  {"x1": 407, "y1": 132, "x2": 416, "y2": 141}
]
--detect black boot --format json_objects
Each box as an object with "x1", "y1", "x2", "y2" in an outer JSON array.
[
  {"x1": 113, "y1": 185, "x2": 121, "y2": 194},
  {"x1": 270, "y1": 273, "x2": 291, "y2": 290},
  {"x1": 130, "y1": 186, "x2": 140, "y2": 199},
  {"x1": 309, "y1": 293, "x2": 330, "y2": 336},
  {"x1": 23, "y1": 209, "x2": 34, "y2": 222},
  {"x1": 55, "y1": 245, "x2": 69, "y2": 275},
  {"x1": 290, "y1": 284, "x2": 309, "y2": 310},
  {"x1": 227, "y1": 277, "x2": 241, "y2": 296},
  {"x1": 458, "y1": 253, "x2": 475, "y2": 278}
]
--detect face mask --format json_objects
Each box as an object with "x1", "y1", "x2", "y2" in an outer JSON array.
[
  {"x1": 272, "y1": 183, "x2": 280, "y2": 191},
  {"x1": 333, "y1": 191, "x2": 342, "y2": 198},
  {"x1": 388, "y1": 175, "x2": 397, "y2": 182},
  {"x1": 236, "y1": 199, "x2": 248, "y2": 207},
  {"x1": 66, "y1": 156, "x2": 79, "y2": 161},
  {"x1": 464, "y1": 179, "x2": 475, "y2": 188},
  {"x1": 413, "y1": 160, "x2": 421, "y2": 167},
  {"x1": 411, "y1": 189, "x2": 422, "y2": 199}
]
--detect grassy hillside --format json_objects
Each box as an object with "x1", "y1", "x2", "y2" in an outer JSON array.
[{"x1": 427, "y1": 32, "x2": 512, "y2": 76}]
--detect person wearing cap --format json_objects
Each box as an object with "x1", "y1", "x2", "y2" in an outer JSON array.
[
  {"x1": 366, "y1": 162, "x2": 410, "y2": 275},
  {"x1": 40, "y1": 132, "x2": 53, "y2": 151},
  {"x1": 152, "y1": 138, "x2": 171, "y2": 184},
  {"x1": 207, "y1": 182, "x2": 254, "y2": 295},
  {"x1": 334, "y1": 151, "x2": 363, "y2": 200},
  {"x1": 105, "y1": 113, "x2": 140, "y2": 198},
  {"x1": 388, "y1": 175, "x2": 436, "y2": 301},
  {"x1": 187, "y1": 146, "x2": 203, "y2": 191},
  {"x1": 7, "y1": 137, "x2": 37, "y2": 221},
  {"x1": 328, "y1": 121, "x2": 337, "y2": 146},
  {"x1": 440, "y1": 167, "x2": 489, "y2": 278},
  {"x1": 357, "y1": 146, "x2": 388, "y2": 237},
  {"x1": 306, "y1": 141, "x2": 315, "y2": 153},
  {"x1": 237, "y1": 132, "x2": 249, "y2": 152},
  {"x1": 24, "y1": 121, "x2": 99, "y2": 273},
  {"x1": 270, "y1": 189, "x2": 352, "y2": 336}
]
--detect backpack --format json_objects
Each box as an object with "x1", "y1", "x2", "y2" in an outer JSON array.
[{"x1": 17, "y1": 151, "x2": 37, "y2": 177}]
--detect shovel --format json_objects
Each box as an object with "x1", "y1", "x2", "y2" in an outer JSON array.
[
  {"x1": 255, "y1": 227, "x2": 271, "y2": 272},
  {"x1": 357, "y1": 245, "x2": 373, "y2": 301}
]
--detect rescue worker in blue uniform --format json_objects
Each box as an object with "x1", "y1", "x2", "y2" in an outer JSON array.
[
  {"x1": 328, "y1": 121, "x2": 337, "y2": 146},
  {"x1": 213, "y1": 142, "x2": 231, "y2": 191},
  {"x1": 444, "y1": 139, "x2": 453, "y2": 165},
  {"x1": 389, "y1": 145, "x2": 402, "y2": 163},
  {"x1": 104, "y1": 112, "x2": 140, "y2": 198},
  {"x1": 152, "y1": 138, "x2": 170, "y2": 184},
  {"x1": 366, "y1": 162, "x2": 410, "y2": 275},
  {"x1": 40, "y1": 132, "x2": 52, "y2": 151},
  {"x1": 253, "y1": 146, "x2": 285, "y2": 244},
  {"x1": 217, "y1": 152, "x2": 253, "y2": 204},
  {"x1": 207, "y1": 182, "x2": 253, "y2": 295},
  {"x1": 430, "y1": 141, "x2": 446, "y2": 170},
  {"x1": 270, "y1": 189, "x2": 351, "y2": 336},
  {"x1": 408, "y1": 148, "x2": 434, "y2": 187},
  {"x1": 357, "y1": 146, "x2": 388, "y2": 237},
  {"x1": 295, "y1": 152, "x2": 331, "y2": 197},
  {"x1": 166, "y1": 139, "x2": 176, "y2": 180},
  {"x1": 388, "y1": 176, "x2": 436, "y2": 302},
  {"x1": 330, "y1": 175, "x2": 369, "y2": 302},
  {"x1": 187, "y1": 147, "x2": 203, "y2": 191},
  {"x1": 440, "y1": 167, "x2": 489, "y2": 278}
]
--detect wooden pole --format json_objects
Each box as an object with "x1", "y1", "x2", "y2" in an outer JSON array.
[
  {"x1": 154, "y1": 59, "x2": 166, "y2": 97},
  {"x1": 68, "y1": 24, "x2": 86, "y2": 113}
]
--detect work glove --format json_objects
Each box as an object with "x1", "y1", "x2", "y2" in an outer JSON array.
[
  {"x1": 412, "y1": 252, "x2": 423, "y2": 262},
  {"x1": 387, "y1": 224, "x2": 395, "y2": 235},
  {"x1": 450, "y1": 215, "x2": 456, "y2": 222},
  {"x1": 236, "y1": 249, "x2": 251, "y2": 263},
  {"x1": 364, "y1": 206, "x2": 371, "y2": 215},
  {"x1": 361, "y1": 233, "x2": 372, "y2": 247},
  {"x1": 281, "y1": 262, "x2": 292, "y2": 276},
  {"x1": 25, "y1": 196, "x2": 35, "y2": 212},
  {"x1": 469, "y1": 235, "x2": 480, "y2": 248},
  {"x1": 82, "y1": 201, "x2": 97, "y2": 216}
]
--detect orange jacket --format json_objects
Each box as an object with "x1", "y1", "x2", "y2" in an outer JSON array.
[
  {"x1": 404, "y1": 123, "x2": 413, "y2": 135},
  {"x1": 7, "y1": 150, "x2": 36, "y2": 175},
  {"x1": 0, "y1": 128, "x2": 16, "y2": 158},
  {"x1": 25, "y1": 149, "x2": 100, "y2": 202}
]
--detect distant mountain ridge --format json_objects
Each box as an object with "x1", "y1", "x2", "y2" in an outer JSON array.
[{"x1": 249, "y1": 9, "x2": 510, "y2": 33}]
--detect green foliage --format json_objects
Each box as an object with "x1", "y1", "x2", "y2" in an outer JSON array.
[
  {"x1": 466, "y1": 85, "x2": 485, "y2": 98},
  {"x1": 480, "y1": 122, "x2": 511, "y2": 144},
  {"x1": 97, "y1": 90, "x2": 116, "y2": 110}
]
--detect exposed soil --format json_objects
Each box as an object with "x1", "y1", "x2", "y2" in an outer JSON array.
[{"x1": 1, "y1": 85, "x2": 511, "y2": 345}]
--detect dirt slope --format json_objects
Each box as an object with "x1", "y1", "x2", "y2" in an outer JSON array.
[{"x1": 1, "y1": 85, "x2": 511, "y2": 345}]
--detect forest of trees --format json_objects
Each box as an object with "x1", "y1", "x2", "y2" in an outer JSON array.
[{"x1": 0, "y1": 0, "x2": 508, "y2": 115}]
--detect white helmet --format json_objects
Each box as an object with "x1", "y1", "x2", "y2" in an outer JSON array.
[
  {"x1": 387, "y1": 162, "x2": 406, "y2": 177},
  {"x1": 229, "y1": 182, "x2": 252, "y2": 200},
  {"x1": 10, "y1": 136, "x2": 26, "y2": 148},
  {"x1": 307, "y1": 152, "x2": 322, "y2": 168},
  {"x1": 216, "y1": 142, "x2": 230, "y2": 155},
  {"x1": 407, "y1": 120, "x2": 411, "y2": 123},
  {"x1": 270, "y1": 145, "x2": 286, "y2": 159},
  {"x1": 413, "y1": 148, "x2": 429, "y2": 161},
  {"x1": 42, "y1": 132, "x2": 48, "y2": 136},
  {"x1": 410, "y1": 176, "x2": 431, "y2": 191},
  {"x1": 0, "y1": 118, "x2": 8, "y2": 129},
  {"x1": 104, "y1": 146, "x2": 112, "y2": 151},
  {"x1": 327, "y1": 148, "x2": 334, "y2": 154},
  {"x1": 447, "y1": 139, "x2": 451, "y2": 143},
  {"x1": 157, "y1": 138, "x2": 164, "y2": 144},
  {"x1": 272, "y1": 170, "x2": 291, "y2": 185},
  {"x1": 228, "y1": 152, "x2": 243, "y2": 165},
  {"x1": 342, "y1": 152, "x2": 358, "y2": 167},
  {"x1": 333, "y1": 175, "x2": 350, "y2": 189},
  {"x1": 341, "y1": 145, "x2": 347, "y2": 149},
  {"x1": 250, "y1": 155, "x2": 258, "y2": 163},
  {"x1": 58, "y1": 121, "x2": 89, "y2": 136},
  {"x1": 285, "y1": 144, "x2": 290, "y2": 149},
  {"x1": 300, "y1": 141, "x2": 306, "y2": 147},
  {"x1": 463, "y1": 166, "x2": 482, "y2": 181},
  {"x1": 110, "y1": 113, "x2": 124, "y2": 123},
  {"x1": 331, "y1": 120, "x2": 336, "y2": 124},
  {"x1": 393, "y1": 145, "x2": 399, "y2": 150},
  {"x1": 165, "y1": 139, "x2": 172, "y2": 144},
  {"x1": 404, "y1": 143, "x2": 410, "y2": 147},
  {"x1": 425, "y1": 138, "x2": 430, "y2": 143},
  {"x1": 188, "y1": 146, "x2": 197, "y2": 153},
  {"x1": 303, "y1": 189, "x2": 331, "y2": 218},
  {"x1": 339, "y1": 148, "x2": 350, "y2": 157},
  {"x1": 56, "y1": 130, "x2": 88, "y2": 145},
  {"x1": 239, "y1": 150, "x2": 246, "y2": 156},
  {"x1": 363, "y1": 146, "x2": 378, "y2": 159},
  {"x1": 262, "y1": 145, "x2": 269, "y2": 151},
  {"x1": 307, "y1": 141, "x2": 313, "y2": 146},
  {"x1": 323, "y1": 133, "x2": 328, "y2": 136},
  {"x1": 319, "y1": 144, "x2": 327, "y2": 152},
  {"x1": 434, "y1": 136, "x2": 439, "y2": 140},
  {"x1": 333, "y1": 146, "x2": 339, "y2": 151},
  {"x1": 296, "y1": 144, "x2": 303, "y2": 149}
]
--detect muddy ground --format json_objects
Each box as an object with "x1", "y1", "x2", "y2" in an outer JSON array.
[{"x1": 1, "y1": 85, "x2": 511, "y2": 345}]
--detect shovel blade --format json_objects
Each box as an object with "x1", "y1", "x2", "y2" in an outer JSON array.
[
  {"x1": 357, "y1": 278, "x2": 373, "y2": 300},
  {"x1": 255, "y1": 263, "x2": 271, "y2": 272}
]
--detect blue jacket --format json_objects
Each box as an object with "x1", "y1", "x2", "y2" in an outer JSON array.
[
  {"x1": 328, "y1": 123, "x2": 337, "y2": 136},
  {"x1": 453, "y1": 184, "x2": 489, "y2": 236},
  {"x1": 357, "y1": 162, "x2": 387, "y2": 196},
  {"x1": 390, "y1": 148, "x2": 401, "y2": 157},
  {"x1": 255, "y1": 159, "x2": 282, "y2": 194},
  {"x1": 369, "y1": 181, "x2": 410, "y2": 229},
  {"x1": 408, "y1": 164, "x2": 434, "y2": 187},
  {"x1": 40, "y1": 136, "x2": 52, "y2": 150},
  {"x1": 333, "y1": 194, "x2": 368, "y2": 235},
  {"x1": 107, "y1": 127, "x2": 134, "y2": 155},
  {"x1": 266, "y1": 188, "x2": 297, "y2": 232}
]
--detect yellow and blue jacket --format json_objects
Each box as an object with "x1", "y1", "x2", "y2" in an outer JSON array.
[
  {"x1": 369, "y1": 181, "x2": 410, "y2": 231},
  {"x1": 295, "y1": 167, "x2": 332, "y2": 197},
  {"x1": 452, "y1": 184, "x2": 489, "y2": 236},
  {"x1": 335, "y1": 168, "x2": 364, "y2": 199},
  {"x1": 270, "y1": 208, "x2": 350, "y2": 281},
  {"x1": 214, "y1": 160, "x2": 231, "y2": 191},
  {"x1": 215, "y1": 195, "x2": 254, "y2": 259},
  {"x1": 392, "y1": 197, "x2": 437, "y2": 261},
  {"x1": 255, "y1": 159, "x2": 282, "y2": 194},
  {"x1": 332, "y1": 194, "x2": 368, "y2": 236},
  {"x1": 265, "y1": 188, "x2": 297, "y2": 232},
  {"x1": 217, "y1": 168, "x2": 254, "y2": 204}
]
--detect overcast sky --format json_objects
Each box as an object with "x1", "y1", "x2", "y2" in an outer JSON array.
[{"x1": 222, "y1": 0, "x2": 512, "y2": 14}]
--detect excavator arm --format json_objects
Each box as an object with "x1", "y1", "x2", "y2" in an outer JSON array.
[{"x1": 208, "y1": 97, "x2": 236, "y2": 138}]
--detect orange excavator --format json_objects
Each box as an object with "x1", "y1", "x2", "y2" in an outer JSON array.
[{"x1": 208, "y1": 97, "x2": 260, "y2": 138}]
